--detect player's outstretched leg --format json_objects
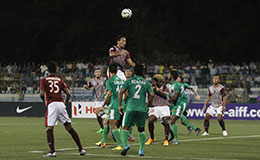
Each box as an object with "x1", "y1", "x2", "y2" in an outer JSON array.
[
  {"x1": 46, "y1": 128, "x2": 56, "y2": 157},
  {"x1": 180, "y1": 115, "x2": 201, "y2": 135},
  {"x1": 65, "y1": 124, "x2": 86, "y2": 156}
]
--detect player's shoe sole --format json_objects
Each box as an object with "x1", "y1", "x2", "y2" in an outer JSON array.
[
  {"x1": 195, "y1": 128, "x2": 201, "y2": 136},
  {"x1": 80, "y1": 149, "x2": 86, "y2": 156},
  {"x1": 145, "y1": 138, "x2": 156, "y2": 145},
  {"x1": 121, "y1": 144, "x2": 130, "y2": 156}
]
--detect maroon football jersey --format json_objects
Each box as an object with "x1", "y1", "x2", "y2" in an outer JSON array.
[
  {"x1": 152, "y1": 84, "x2": 169, "y2": 106},
  {"x1": 40, "y1": 75, "x2": 68, "y2": 106},
  {"x1": 109, "y1": 46, "x2": 131, "y2": 69}
]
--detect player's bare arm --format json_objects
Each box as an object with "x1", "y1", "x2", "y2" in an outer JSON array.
[
  {"x1": 126, "y1": 58, "x2": 136, "y2": 67},
  {"x1": 119, "y1": 88, "x2": 126, "y2": 114},
  {"x1": 40, "y1": 90, "x2": 45, "y2": 103},
  {"x1": 168, "y1": 92, "x2": 179, "y2": 103},
  {"x1": 83, "y1": 84, "x2": 90, "y2": 90},
  {"x1": 222, "y1": 95, "x2": 227, "y2": 113},
  {"x1": 203, "y1": 95, "x2": 211, "y2": 113},
  {"x1": 153, "y1": 87, "x2": 168, "y2": 99},
  {"x1": 191, "y1": 87, "x2": 200, "y2": 100},
  {"x1": 146, "y1": 92, "x2": 154, "y2": 111},
  {"x1": 102, "y1": 90, "x2": 112, "y2": 109},
  {"x1": 63, "y1": 88, "x2": 71, "y2": 105}
]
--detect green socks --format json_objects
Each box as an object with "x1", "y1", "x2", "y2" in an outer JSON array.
[
  {"x1": 122, "y1": 130, "x2": 129, "y2": 147},
  {"x1": 101, "y1": 125, "x2": 109, "y2": 143},
  {"x1": 171, "y1": 124, "x2": 178, "y2": 141},
  {"x1": 112, "y1": 129, "x2": 123, "y2": 147},
  {"x1": 129, "y1": 126, "x2": 133, "y2": 135},
  {"x1": 181, "y1": 115, "x2": 197, "y2": 130},
  {"x1": 138, "y1": 132, "x2": 145, "y2": 151}
]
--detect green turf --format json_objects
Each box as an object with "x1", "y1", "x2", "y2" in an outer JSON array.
[{"x1": 0, "y1": 117, "x2": 259, "y2": 160}]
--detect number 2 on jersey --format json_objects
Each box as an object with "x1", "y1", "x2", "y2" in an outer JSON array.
[
  {"x1": 48, "y1": 80, "x2": 60, "y2": 93},
  {"x1": 134, "y1": 84, "x2": 141, "y2": 99}
]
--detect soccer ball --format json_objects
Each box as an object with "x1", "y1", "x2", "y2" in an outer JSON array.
[{"x1": 121, "y1": 8, "x2": 132, "y2": 19}]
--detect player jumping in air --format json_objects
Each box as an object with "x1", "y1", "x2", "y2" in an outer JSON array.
[
  {"x1": 119, "y1": 64, "x2": 154, "y2": 156},
  {"x1": 83, "y1": 68, "x2": 106, "y2": 133},
  {"x1": 40, "y1": 61, "x2": 86, "y2": 157},
  {"x1": 108, "y1": 35, "x2": 135, "y2": 81},
  {"x1": 201, "y1": 74, "x2": 228, "y2": 136}
]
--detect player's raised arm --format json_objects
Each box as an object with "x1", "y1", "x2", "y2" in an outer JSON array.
[
  {"x1": 126, "y1": 58, "x2": 136, "y2": 67},
  {"x1": 63, "y1": 88, "x2": 71, "y2": 105},
  {"x1": 109, "y1": 50, "x2": 123, "y2": 57},
  {"x1": 146, "y1": 91, "x2": 154, "y2": 110}
]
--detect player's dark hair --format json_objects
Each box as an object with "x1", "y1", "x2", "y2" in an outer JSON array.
[
  {"x1": 171, "y1": 70, "x2": 178, "y2": 80},
  {"x1": 134, "y1": 64, "x2": 144, "y2": 76},
  {"x1": 109, "y1": 63, "x2": 117, "y2": 73},
  {"x1": 95, "y1": 67, "x2": 101, "y2": 71},
  {"x1": 116, "y1": 34, "x2": 126, "y2": 41},
  {"x1": 46, "y1": 61, "x2": 57, "y2": 73}
]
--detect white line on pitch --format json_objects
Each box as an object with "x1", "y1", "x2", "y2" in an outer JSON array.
[
  {"x1": 58, "y1": 152, "x2": 240, "y2": 160},
  {"x1": 28, "y1": 134, "x2": 260, "y2": 153}
]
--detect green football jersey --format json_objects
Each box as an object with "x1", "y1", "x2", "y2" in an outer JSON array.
[
  {"x1": 106, "y1": 75, "x2": 124, "y2": 109},
  {"x1": 122, "y1": 75, "x2": 153, "y2": 112},
  {"x1": 179, "y1": 83, "x2": 191, "y2": 103},
  {"x1": 167, "y1": 81, "x2": 181, "y2": 106}
]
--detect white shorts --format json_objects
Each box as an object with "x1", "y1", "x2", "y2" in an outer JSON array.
[
  {"x1": 45, "y1": 102, "x2": 71, "y2": 127},
  {"x1": 206, "y1": 105, "x2": 223, "y2": 116},
  {"x1": 148, "y1": 106, "x2": 171, "y2": 120},
  {"x1": 107, "y1": 68, "x2": 127, "y2": 81}
]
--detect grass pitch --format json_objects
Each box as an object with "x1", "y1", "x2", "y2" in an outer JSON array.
[{"x1": 0, "y1": 117, "x2": 259, "y2": 160}]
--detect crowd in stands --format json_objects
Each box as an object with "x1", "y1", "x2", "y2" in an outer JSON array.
[{"x1": 1, "y1": 60, "x2": 260, "y2": 100}]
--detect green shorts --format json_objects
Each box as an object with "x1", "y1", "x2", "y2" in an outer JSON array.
[
  {"x1": 122, "y1": 111, "x2": 147, "y2": 128},
  {"x1": 171, "y1": 102, "x2": 186, "y2": 117},
  {"x1": 109, "y1": 108, "x2": 120, "y2": 120}
]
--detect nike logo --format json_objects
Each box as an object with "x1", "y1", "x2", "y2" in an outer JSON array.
[{"x1": 16, "y1": 106, "x2": 33, "y2": 113}]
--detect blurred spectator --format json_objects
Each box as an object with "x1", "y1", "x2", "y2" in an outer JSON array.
[
  {"x1": 234, "y1": 63, "x2": 241, "y2": 74},
  {"x1": 0, "y1": 80, "x2": 8, "y2": 93},
  {"x1": 40, "y1": 63, "x2": 47, "y2": 74},
  {"x1": 159, "y1": 64, "x2": 164, "y2": 74},
  {"x1": 227, "y1": 88, "x2": 239, "y2": 103},
  {"x1": 249, "y1": 60, "x2": 256, "y2": 75},
  {"x1": 10, "y1": 82, "x2": 19, "y2": 94},
  {"x1": 154, "y1": 64, "x2": 159, "y2": 74}
]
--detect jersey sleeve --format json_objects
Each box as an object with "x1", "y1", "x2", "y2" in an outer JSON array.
[
  {"x1": 147, "y1": 82, "x2": 153, "y2": 93},
  {"x1": 208, "y1": 88, "x2": 212, "y2": 96},
  {"x1": 126, "y1": 52, "x2": 131, "y2": 59},
  {"x1": 40, "y1": 79, "x2": 46, "y2": 91},
  {"x1": 220, "y1": 87, "x2": 226, "y2": 97},
  {"x1": 106, "y1": 80, "x2": 112, "y2": 91},
  {"x1": 184, "y1": 83, "x2": 191, "y2": 89},
  {"x1": 109, "y1": 46, "x2": 116, "y2": 53}
]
